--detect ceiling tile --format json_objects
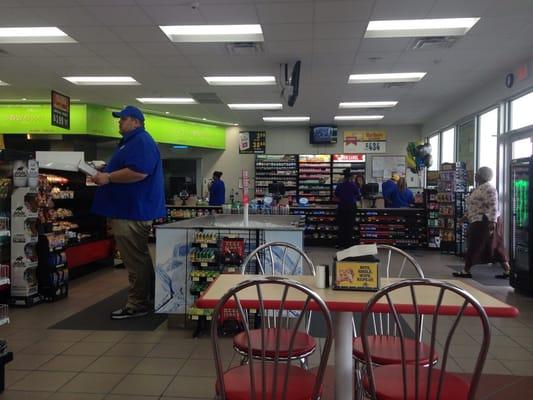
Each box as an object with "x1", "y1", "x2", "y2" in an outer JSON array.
[
  {"x1": 314, "y1": 22, "x2": 366, "y2": 39},
  {"x1": 86, "y1": 6, "x2": 153, "y2": 26},
  {"x1": 484, "y1": 0, "x2": 533, "y2": 17},
  {"x1": 44, "y1": 44, "x2": 99, "y2": 57},
  {"x1": 371, "y1": 0, "x2": 435, "y2": 19},
  {"x1": 133, "y1": 42, "x2": 182, "y2": 56},
  {"x1": 264, "y1": 40, "x2": 313, "y2": 56},
  {"x1": 256, "y1": 2, "x2": 313, "y2": 23},
  {"x1": 199, "y1": 4, "x2": 258, "y2": 23},
  {"x1": 314, "y1": 1, "x2": 373, "y2": 22},
  {"x1": 0, "y1": 7, "x2": 47, "y2": 24},
  {"x1": 428, "y1": 0, "x2": 491, "y2": 18},
  {"x1": 140, "y1": 5, "x2": 206, "y2": 24},
  {"x1": 358, "y1": 38, "x2": 412, "y2": 53},
  {"x1": 32, "y1": 6, "x2": 103, "y2": 26},
  {"x1": 62, "y1": 27, "x2": 123, "y2": 43},
  {"x1": 111, "y1": 26, "x2": 168, "y2": 43},
  {"x1": 313, "y1": 38, "x2": 360, "y2": 53},
  {"x1": 262, "y1": 24, "x2": 313, "y2": 41},
  {"x1": 85, "y1": 43, "x2": 139, "y2": 57},
  {"x1": 174, "y1": 43, "x2": 227, "y2": 56},
  {"x1": 312, "y1": 51, "x2": 355, "y2": 66}
]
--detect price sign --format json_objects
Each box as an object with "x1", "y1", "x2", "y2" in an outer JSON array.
[
  {"x1": 239, "y1": 131, "x2": 266, "y2": 154},
  {"x1": 344, "y1": 131, "x2": 387, "y2": 153},
  {"x1": 333, "y1": 260, "x2": 380, "y2": 291},
  {"x1": 51, "y1": 90, "x2": 70, "y2": 130}
]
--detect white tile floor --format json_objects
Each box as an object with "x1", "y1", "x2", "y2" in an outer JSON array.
[{"x1": 0, "y1": 247, "x2": 532, "y2": 399}]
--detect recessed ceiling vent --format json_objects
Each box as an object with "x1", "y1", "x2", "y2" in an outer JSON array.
[
  {"x1": 411, "y1": 36, "x2": 457, "y2": 50},
  {"x1": 189, "y1": 92, "x2": 223, "y2": 104},
  {"x1": 225, "y1": 42, "x2": 264, "y2": 55},
  {"x1": 383, "y1": 82, "x2": 416, "y2": 89}
]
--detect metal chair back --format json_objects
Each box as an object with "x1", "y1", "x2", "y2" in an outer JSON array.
[
  {"x1": 211, "y1": 277, "x2": 333, "y2": 400},
  {"x1": 240, "y1": 241, "x2": 316, "y2": 276},
  {"x1": 354, "y1": 245, "x2": 425, "y2": 338},
  {"x1": 361, "y1": 278, "x2": 491, "y2": 400}
]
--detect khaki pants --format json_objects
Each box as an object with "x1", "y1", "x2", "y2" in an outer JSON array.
[{"x1": 110, "y1": 218, "x2": 154, "y2": 311}]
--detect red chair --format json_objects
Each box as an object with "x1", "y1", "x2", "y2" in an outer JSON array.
[
  {"x1": 352, "y1": 246, "x2": 436, "y2": 397},
  {"x1": 234, "y1": 242, "x2": 317, "y2": 369},
  {"x1": 211, "y1": 276, "x2": 333, "y2": 400},
  {"x1": 360, "y1": 278, "x2": 491, "y2": 400}
]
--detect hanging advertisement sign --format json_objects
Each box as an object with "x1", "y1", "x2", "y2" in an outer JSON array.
[
  {"x1": 239, "y1": 131, "x2": 266, "y2": 154},
  {"x1": 344, "y1": 131, "x2": 387, "y2": 153},
  {"x1": 51, "y1": 90, "x2": 70, "y2": 130}
]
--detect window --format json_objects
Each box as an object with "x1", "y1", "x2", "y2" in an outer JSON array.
[
  {"x1": 428, "y1": 134, "x2": 440, "y2": 171},
  {"x1": 512, "y1": 138, "x2": 532, "y2": 159},
  {"x1": 441, "y1": 127, "x2": 455, "y2": 164},
  {"x1": 510, "y1": 91, "x2": 533, "y2": 130},
  {"x1": 478, "y1": 108, "x2": 498, "y2": 185}
]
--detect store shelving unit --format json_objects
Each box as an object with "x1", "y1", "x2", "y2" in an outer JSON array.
[
  {"x1": 255, "y1": 155, "x2": 298, "y2": 204},
  {"x1": 437, "y1": 162, "x2": 467, "y2": 254},
  {"x1": 332, "y1": 154, "x2": 366, "y2": 191},
  {"x1": 298, "y1": 154, "x2": 332, "y2": 205},
  {"x1": 425, "y1": 188, "x2": 440, "y2": 249},
  {"x1": 290, "y1": 206, "x2": 337, "y2": 246},
  {"x1": 355, "y1": 208, "x2": 427, "y2": 248}
]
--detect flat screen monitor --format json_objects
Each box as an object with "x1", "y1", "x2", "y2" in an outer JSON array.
[{"x1": 310, "y1": 126, "x2": 338, "y2": 144}]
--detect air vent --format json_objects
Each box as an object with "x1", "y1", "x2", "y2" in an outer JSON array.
[
  {"x1": 189, "y1": 92, "x2": 223, "y2": 104},
  {"x1": 383, "y1": 82, "x2": 416, "y2": 89},
  {"x1": 225, "y1": 42, "x2": 264, "y2": 55},
  {"x1": 411, "y1": 36, "x2": 457, "y2": 50}
]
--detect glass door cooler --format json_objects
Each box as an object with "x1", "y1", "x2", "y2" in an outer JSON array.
[{"x1": 509, "y1": 156, "x2": 532, "y2": 293}]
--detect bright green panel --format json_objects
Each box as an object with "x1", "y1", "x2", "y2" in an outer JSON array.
[
  {"x1": 0, "y1": 104, "x2": 87, "y2": 133},
  {"x1": 87, "y1": 105, "x2": 226, "y2": 149},
  {"x1": 0, "y1": 103, "x2": 226, "y2": 148}
]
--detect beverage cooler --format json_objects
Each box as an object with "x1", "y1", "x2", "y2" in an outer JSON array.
[{"x1": 509, "y1": 156, "x2": 532, "y2": 293}]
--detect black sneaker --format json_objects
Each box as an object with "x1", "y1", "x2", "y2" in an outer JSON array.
[{"x1": 110, "y1": 308, "x2": 149, "y2": 320}]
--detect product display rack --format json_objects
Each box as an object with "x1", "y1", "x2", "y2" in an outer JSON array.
[
  {"x1": 298, "y1": 154, "x2": 332, "y2": 205},
  {"x1": 331, "y1": 154, "x2": 366, "y2": 191},
  {"x1": 355, "y1": 208, "x2": 427, "y2": 248},
  {"x1": 425, "y1": 188, "x2": 440, "y2": 249},
  {"x1": 290, "y1": 206, "x2": 337, "y2": 246},
  {"x1": 437, "y1": 162, "x2": 467, "y2": 254},
  {"x1": 255, "y1": 155, "x2": 298, "y2": 204}
]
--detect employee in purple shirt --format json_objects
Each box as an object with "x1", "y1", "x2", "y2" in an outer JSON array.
[{"x1": 334, "y1": 168, "x2": 361, "y2": 249}]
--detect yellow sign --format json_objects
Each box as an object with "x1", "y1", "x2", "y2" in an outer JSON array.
[
  {"x1": 334, "y1": 261, "x2": 379, "y2": 291},
  {"x1": 345, "y1": 130, "x2": 387, "y2": 141}
]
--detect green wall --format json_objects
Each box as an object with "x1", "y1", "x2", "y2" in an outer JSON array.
[{"x1": 0, "y1": 104, "x2": 225, "y2": 149}]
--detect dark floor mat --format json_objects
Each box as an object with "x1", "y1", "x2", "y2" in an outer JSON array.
[
  {"x1": 448, "y1": 264, "x2": 510, "y2": 287},
  {"x1": 49, "y1": 289, "x2": 167, "y2": 331}
]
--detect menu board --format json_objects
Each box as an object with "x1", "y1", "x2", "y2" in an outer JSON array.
[
  {"x1": 51, "y1": 90, "x2": 70, "y2": 130},
  {"x1": 239, "y1": 131, "x2": 266, "y2": 154}
]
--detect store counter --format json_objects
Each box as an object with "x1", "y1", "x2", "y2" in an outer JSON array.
[
  {"x1": 154, "y1": 214, "x2": 304, "y2": 320},
  {"x1": 355, "y1": 207, "x2": 427, "y2": 248}
]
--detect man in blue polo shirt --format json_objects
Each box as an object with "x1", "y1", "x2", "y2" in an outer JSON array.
[{"x1": 91, "y1": 105, "x2": 165, "y2": 319}]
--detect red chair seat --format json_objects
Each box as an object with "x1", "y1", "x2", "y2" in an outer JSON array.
[
  {"x1": 362, "y1": 365, "x2": 469, "y2": 400},
  {"x1": 353, "y1": 335, "x2": 438, "y2": 365},
  {"x1": 218, "y1": 364, "x2": 321, "y2": 400},
  {"x1": 234, "y1": 328, "x2": 316, "y2": 358}
]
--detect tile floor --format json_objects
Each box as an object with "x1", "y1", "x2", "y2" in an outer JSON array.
[{"x1": 1, "y1": 248, "x2": 532, "y2": 399}]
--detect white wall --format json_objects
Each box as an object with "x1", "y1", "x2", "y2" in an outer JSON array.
[
  {"x1": 423, "y1": 56, "x2": 533, "y2": 134},
  {"x1": 96, "y1": 124, "x2": 422, "y2": 202}
]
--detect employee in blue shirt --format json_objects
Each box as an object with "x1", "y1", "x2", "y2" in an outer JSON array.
[
  {"x1": 391, "y1": 177, "x2": 415, "y2": 207},
  {"x1": 382, "y1": 173, "x2": 400, "y2": 207},
  {"x1": 208, "y1": 171, "x2": 225, "y2": 206},
  {"x1": 334, "y1": 168, "x2": 361, "y2": 249},
  {"x1": 91, "y1": 105, "x2": 165, "y2": 320}
]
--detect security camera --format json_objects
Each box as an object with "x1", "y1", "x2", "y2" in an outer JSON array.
[{"x1": 191, "y1": 1, "x2": 200, "y2": 10}]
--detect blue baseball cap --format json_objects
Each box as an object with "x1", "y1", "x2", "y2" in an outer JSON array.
[{"x1": 112, "y1": 105, "x2": 145, "y2": 121}]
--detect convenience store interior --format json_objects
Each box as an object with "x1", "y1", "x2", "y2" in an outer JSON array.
[{"x1": 1, "y1": 0, "x2": 533, "y2": 399}]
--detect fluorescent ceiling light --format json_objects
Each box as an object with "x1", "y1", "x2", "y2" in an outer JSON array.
[
  {"x1": 136, "y1": 97, "x2": 196, "y2": 104},
  {"x1": 0, "y1": 80, "x2": 9, "y2": 86},
  {"x1": 263, "y1": 116, "x2": 310, "y2": 122},
  {"x1": 204, "y1": 76, "x2": 276, "y2": 86},
  {"x1": 160, "y1": 24, "x2": 263, "y2": 43},
  {"x1": 365, "y1": 18, "x2": 480, "y2": 38},
  {"x1": 228, "y1": 103, "x2": 282, "y2": 110},
  {"x1": 348, "y1": 73, "x2": 426, "y2": 84},
  {"x1": 339, "y1": 101, "x2": 398, "y2": 109},
  {"x1": 63, "y1": 76, "x2": 139, "y2": 85},
  {"x1": 0, "y1": 27, "x2": 76, "y2": 43},
  {"x1": 334, "y1": 115, "x2": 384, "y2": 121}
]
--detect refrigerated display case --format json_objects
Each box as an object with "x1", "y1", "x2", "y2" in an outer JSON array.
[{"x1": 509, "y1": 156, "x2": 532, "y2": 293}]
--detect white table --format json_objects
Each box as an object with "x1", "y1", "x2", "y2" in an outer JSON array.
[{"x1": 197, "y1": 275, "x2": 519, "y2": 400}]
